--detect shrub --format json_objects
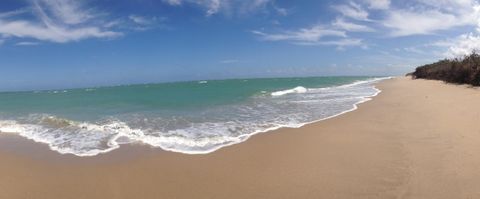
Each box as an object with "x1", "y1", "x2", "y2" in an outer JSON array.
[{"x1": 410, "y1": 52, "x2": 480, "y2": 86}]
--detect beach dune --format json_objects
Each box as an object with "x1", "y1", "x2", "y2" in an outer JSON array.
[{"x1": 1, "y1": 77, "x2": 480, "y2": 199}]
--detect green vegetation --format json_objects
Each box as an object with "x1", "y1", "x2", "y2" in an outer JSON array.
[{"x1": 410, "y1": 52, "x2": 480, "y2": 86}]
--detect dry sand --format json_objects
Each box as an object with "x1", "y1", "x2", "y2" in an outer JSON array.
[{"x1": 1, "y1": 77, "x2": 480, "y2": 199}]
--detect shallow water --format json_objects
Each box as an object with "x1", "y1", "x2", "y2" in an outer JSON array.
[{"x1": 0, "y1": 76, "x2": 390, "y2": 156}]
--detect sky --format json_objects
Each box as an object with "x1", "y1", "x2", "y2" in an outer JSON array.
[{"x1": 0, "y1": 0, "x2": 480, "y2": 91}]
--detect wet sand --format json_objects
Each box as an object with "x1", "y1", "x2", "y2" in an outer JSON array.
[{"x1": 1, "y1": 77, "x2": 480, "y2": 199}]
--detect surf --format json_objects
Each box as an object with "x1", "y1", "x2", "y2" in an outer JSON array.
[{"x1": 0, "y1": 76, "x2": 390, "y2": 156}]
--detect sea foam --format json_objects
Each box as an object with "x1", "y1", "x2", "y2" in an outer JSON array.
[
  {"x1": 0, "y1": 77, "x2": 391, "y2": 156},
  {"x1": 271, "y1": 86, "x2": 308, "y2": 96}
]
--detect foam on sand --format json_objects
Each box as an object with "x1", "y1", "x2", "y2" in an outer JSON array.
[{"x1": 0, "y1": 77, "x2": 391, "y2": 156}]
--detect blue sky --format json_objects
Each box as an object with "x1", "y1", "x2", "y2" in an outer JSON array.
[{"x1": 0, "y1": 0, "x2": 480, "y2": 91}]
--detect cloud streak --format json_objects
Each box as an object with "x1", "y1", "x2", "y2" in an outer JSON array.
[
  {"x1": 251, "y1": 24, "x2": 366, "y2": 49},
  {"x1": 36, "y1": 0, "x2": 95, "y2": 25},
  {"x1": 383, "y1": 9, "x2": 475, "y2": 37},
  {"x1": 363, "y1": 0, "x2": 390, "y2": 10},
  {"x1": 15, "y1": 41, "x2": 40, "y2": 46},
  {"x1": 162, "y1": 0, "x2": 275, "y2": 16},
  {"x1": 381, "y1": 0, "x2": 480, "y2": 37},
  {"x1": 333, "y1": 2, "x2": 371, "y2": 21},
  {"x1": 0, "y1": 0, "x2": 121, "y2": 44},
  {"x1": 252, "y1": 25, "x2": 346, "y2": 42},
  {"x1": 332, "y1": 18, "x2": 374, "y2": 32}
]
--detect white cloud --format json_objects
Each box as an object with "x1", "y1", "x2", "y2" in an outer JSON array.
[
  {"x1": 252, "y1": 25, "x2": 346, "y2": 42},
  {"x1": 296, "y1": 38, "x2": 365, "y2": 48},
  {"x1": 274, "y1": 6, "x2": 288, "y2": 16},
  {"x1": 163, "y1": 0, "x2": 222, "y2": 16},
  {"x1": 0, "y1": 8, "x2": 29, "y2": 18},
  {"x1": 0, "y1": 20, "x2": 120, "y2": 43},
  {"x1": 129, "y1": 15, "x2": 151, "y2": 25},
  {"x1": 333, "y1": 2, "x2": 370, "y2": 21},
  {"x1": 35, "y1": 0, "x2": 94, "y2": 25},
  {"x1": 383, "y1": 10, "x2": 458, "y2": 36},
  {"x1": 205, "y1": 0, "x2": 221, "y2": 16},
  {"x1": 363, "y1": 0, "x2": 390, "y2": 10},
  {"x1": 127, "y1": 15, "x2": 167, "y2": 31},
  {"x1": 0, "y1": 0, "x2": 121, "y2": 43},
  {"x1": 103, "y1": 19, "x2": 122, "y2": 28},
  {"x1": 15, "y1": 41, "x2": 40, "y2": 46},
  {"x1": 332, "y1": 18, "x2": 374, "y2": 32},
  {"x1": 415, "y1": 0, "x2": 476, "y2": 12},
  {"x1": 162, "y1": 0, "x2": 273, "y2": 16},
  {"x1": 252, "y1": 24, "x2": 366, "y2": 49},
  {"x1": 445, "y1": 33, "x2": 480, "y2": 58},
  {"x1": 378, "y1": 0, "x2": 480, "y2": 58},
  {"x1": 381, "y1": 0, "x2": 480, "y2": 37},
  {"x1": 163, "y1": 0, "x2": 182, "y2": 6}
]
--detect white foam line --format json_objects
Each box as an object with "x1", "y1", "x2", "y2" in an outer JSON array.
[
  {"x1": 0, "y1": 77, "x2": 393, "y2": 157},
  {"x1": 151, "y1": 76, "x2": 393, "y2": 155},
  {"x1": 271, "y1": 86, "x2": 307, "y2": 96},
  {"x1": 0, "y1": 121, "x2": 122, "y2": 157}
]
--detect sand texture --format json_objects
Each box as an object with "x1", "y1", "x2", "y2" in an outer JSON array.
[{"x1": 1, "y1": 77, "x2": 480, "y2": 199}]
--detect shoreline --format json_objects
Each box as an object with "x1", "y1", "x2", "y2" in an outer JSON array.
[
  {"x1": 0, "y1": 77, "x2": 389, "y2": 157},
  {"x1": 2, "y1": 77, "x2": 480, "y2": 198}
]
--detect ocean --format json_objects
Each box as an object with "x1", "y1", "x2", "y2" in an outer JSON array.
[{"x1": 0, "y1": 76, "x2": 390, "y2": 156}]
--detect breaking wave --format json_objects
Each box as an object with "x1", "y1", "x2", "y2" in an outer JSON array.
[{"x1": 0, "y1": 77, "x2": 391, "y2": 156}]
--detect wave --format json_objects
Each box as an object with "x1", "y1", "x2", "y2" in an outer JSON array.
[
  {"x1": 0, "y1": 77, "x2": 392, "y2": 157},
  {"x1": 271, "y1": 77, "x2": 391, "y2": 97},
  {"x1": 271, "y1": 86, "x2": 308, "y2": 96}
]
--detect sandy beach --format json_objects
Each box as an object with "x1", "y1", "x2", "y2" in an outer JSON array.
[{"x1": 1, "y1": 77, "x2": 480, "y2": 199}]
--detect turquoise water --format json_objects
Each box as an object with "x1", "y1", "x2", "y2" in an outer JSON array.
[{"x1": 0, "y1": 76, "x2": 388, "y2": 156}]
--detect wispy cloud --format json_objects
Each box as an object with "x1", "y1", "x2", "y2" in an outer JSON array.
[
  {"x1": 251, "y1": 24, "x2": 367, "y2": 49},
  {"x1": 333, "y1": 2, "x2": 370, "y2": 21},
  {"x1": 326, "y1": 0, "x2": 480, "y2": 58},
  {"x1": 0, "y1": 8, "x2": 29, "y2": 18},
  {"x1": 36, "y1": 0, "x2": 95, "y2": 25},
  {"x1": 332, "y1": 18, "x2": 374, "y2": 32},
  {"x1": 15, "y1": 41, "x2": 40, "y2": 46},
  {"x1": 252, "y1": 25, "x2": 346, "y2": 42},
  {"x1": 162, "y1": 0, "x2": 274, "y2": 16},
  {"x1": 0, "y1": 20, "x2": 120, "y2": 43},
  {"x1": 162, "y1": 0, "x2": 221, "y2": 16},
  {"x1": 273, "y1": 5, "x2": 288, "y2": 16},
  {"x1": 445, "y1": 33, "x2": 480, "y2": 58},
  {"x1": 383, "y1": 10, "x2": 469, "y2": 37},
  {"x1": 163, "y1": 0, "x2": 182, "y2": 6},
  {"x1": 0, "y1": 0, "x2": 121, "y2": 44},
  {"x1": 296, "y1": 38, "x2": 365, "y2": 49},
  {"x1": 328, "y1": 0, "x2": 479, "y2": 38},
  {"x1": 129, "y1": 15, "x2": 151, "y2": 25},
  {"x1": 127, "y1": 15, "x2": 167, "y2": 31},
  {"x1": 363, "y1": 0, "x2": 390, "y2": 10},
  {"x1": 381, "y1": 0, "x2": 479, "y2": 37},
  {"x1": 387, "y1": 0, "x2": 480, "y2": 57}
]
